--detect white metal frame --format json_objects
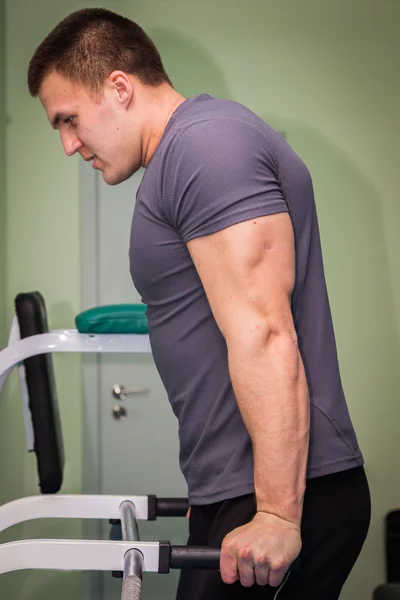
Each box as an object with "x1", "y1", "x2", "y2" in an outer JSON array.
[
  {"x1": 0, "y1": 326, "x2": 151, "y2": 396},
  {"x1": 0, "y1": 300, "x2": 157, "y2": 587},
  {"x1": 0, "y1": 313, "x2": 151, "y2": 454},
  {"x1": 0, "y1": 493, "x2": 160, "y2": 576},
  {"x1": 0, "y1": 539, "x2": 160, "y2": 576},
  {"x1": 0, "y1": 286, "x2": 155, "y2": 596},
  {"x1": 0, "y1": 322, "x2": 151, "y2": 396},
  {"x1": 0, "y1": 494, "x2": 151, "y2": 534}
]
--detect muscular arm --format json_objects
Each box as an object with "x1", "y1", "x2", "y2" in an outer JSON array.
[{"x1": 187, "y1": 212, "x2": 310, "y2": 527}]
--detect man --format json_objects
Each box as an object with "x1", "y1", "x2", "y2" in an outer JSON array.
[{"x1": 27, "y1": 8, "x2": 371, "y2": 599}]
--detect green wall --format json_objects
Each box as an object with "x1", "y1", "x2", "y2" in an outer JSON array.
[
  {"x1": 0, "y1": 0, "x2": 5, "y2": 348},
  {"x1": 1, "y1": 1, "x2": 400, "y2": 598}
]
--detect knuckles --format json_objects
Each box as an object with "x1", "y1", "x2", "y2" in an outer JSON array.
[
  {"x1": 267, "y1": 558, "x2": 286, "y2": 572},
  {"x1": 237, "y1": 544, "x2": 253, "y2": 561}
]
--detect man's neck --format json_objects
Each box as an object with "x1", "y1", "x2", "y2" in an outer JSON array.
[{"x1": 141, "y1": 86, "x2": 186, "y2": 167}]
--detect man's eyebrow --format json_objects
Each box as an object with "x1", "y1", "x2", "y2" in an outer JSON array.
[{"x1": 51, "y1": 112, "x2": 66, "y2": 129}]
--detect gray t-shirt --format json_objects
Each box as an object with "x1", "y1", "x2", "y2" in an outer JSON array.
[{"x1": 129, "y1": 94, "x2": 364, "y2": 505}]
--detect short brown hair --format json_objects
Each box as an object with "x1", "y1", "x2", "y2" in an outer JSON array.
[{"x1": 28, "y1": 8, "x2": 172, "y2": 97}]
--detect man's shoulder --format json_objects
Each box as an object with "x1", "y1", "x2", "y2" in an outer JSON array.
[
  {"x1": 168, "y1": 94, "x2": 268, "y2": 137},
  {"x1": 160, "y1": 94, "x2": 274, "y2": 164}
]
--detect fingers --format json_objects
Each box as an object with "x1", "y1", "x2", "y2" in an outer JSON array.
[
  {"x1": 221, "y1": 551, "x2": 258, "y2": 587},
  {"x1": 221, "y1": 545, "x2": 290, "y2": 588},
  {"x1": 237, "y1": 553, "x2": 257, "y2": 587},
  {"x1": 242, "y1": 557, "x2": 286, "y2": 588},
  {"x1": 219, "y1": 551, "x2": 239, "y2": 584},
  {"x1": 268, "y1": 567, "x2": 288, "y2": 588},
  {"x1": 254, "y1": 563, "x2": 270, "y2": 587}
]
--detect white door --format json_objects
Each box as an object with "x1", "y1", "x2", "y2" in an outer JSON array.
[{"x1": 82, "y1": 166, "x2": 189, "y2": 600}]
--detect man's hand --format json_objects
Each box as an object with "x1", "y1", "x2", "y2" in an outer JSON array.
[{"x1": 220, "y1": 512, "x2": 301, "y2": 588}]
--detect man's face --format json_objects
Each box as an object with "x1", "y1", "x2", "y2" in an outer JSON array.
[{"x1": 39, "y1": 72, "x2": 141, "y2": 185}]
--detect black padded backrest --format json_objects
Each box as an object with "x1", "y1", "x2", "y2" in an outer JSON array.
[{"x1": 14, "y1": 292, "x2": 65, "y2": 494}]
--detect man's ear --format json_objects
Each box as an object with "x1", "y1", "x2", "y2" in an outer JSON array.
[{"x1": 106, "y1": 70, "x2": 133, "y2": 106}]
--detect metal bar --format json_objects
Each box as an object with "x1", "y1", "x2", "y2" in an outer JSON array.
[
  {"x1": 121, "y1": 570, "x2": 142, "y2": 600},
  {"x1": 123, "y1": 549, "x2": 143, "y2": 578},
  {"x1": 120, "y1": 501, "x2": 140, "y2": 542},
  {"x1": 120, "y1": 501, "x2": 143, "y2": 599}
]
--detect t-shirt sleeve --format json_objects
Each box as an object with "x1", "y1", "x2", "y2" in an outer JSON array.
[{"x1": 159, "y1": 118, "x2": 288, "y2": 243}]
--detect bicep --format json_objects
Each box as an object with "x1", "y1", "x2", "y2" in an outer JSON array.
[{"x1": 187, "y1": 212, "x2": 296, "y2": 343}]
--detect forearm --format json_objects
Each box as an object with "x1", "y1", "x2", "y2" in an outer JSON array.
[{"x1": 228, "y1": 330, "x2": 310, "y2": 527}]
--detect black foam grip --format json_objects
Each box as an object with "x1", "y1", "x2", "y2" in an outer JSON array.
[
  {"x1": 170, "y1": 546, "x2": 220, "y2": 570},
  {"x1": 170, "y1": 546, "x2": 300, "y2": 572},
  {"x1": 156, "y1": 498, "x2": 189, "y2": 517}
]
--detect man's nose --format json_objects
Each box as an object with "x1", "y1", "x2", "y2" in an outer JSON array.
[{"x1": 60, "y1": 130, "x2": 83, "y2": 156}]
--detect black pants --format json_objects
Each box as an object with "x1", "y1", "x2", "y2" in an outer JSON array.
[{"x1": 176, "y1": 466, "x2": 371, "y2": 600}]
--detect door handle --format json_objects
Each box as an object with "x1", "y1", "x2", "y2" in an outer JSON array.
[{"x1": 112, "y1": 384, "x2": 149, "y2": 400}]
